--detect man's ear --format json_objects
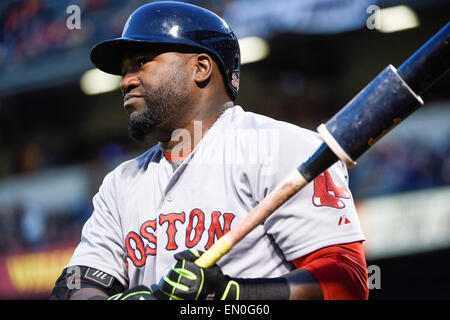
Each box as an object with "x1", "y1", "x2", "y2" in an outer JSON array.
[{"x1": 193, "y1": 53, "x2": 213, "y2": 86}]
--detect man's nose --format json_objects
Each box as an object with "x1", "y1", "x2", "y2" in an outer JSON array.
[{"x1": 120, "y1": 72, "x2": 140, "y2": 95}]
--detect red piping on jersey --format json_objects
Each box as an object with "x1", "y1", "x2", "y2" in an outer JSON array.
[{"x1": 163, "y1": 150, "x2": 193, "y2": 162}]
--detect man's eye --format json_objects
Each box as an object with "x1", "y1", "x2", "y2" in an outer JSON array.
[{"x1": 138, "y1": 58, "x2": 150, "y2": 67}]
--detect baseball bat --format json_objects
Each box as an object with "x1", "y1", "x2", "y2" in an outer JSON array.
[{"x1": 194, "y1": 22, "x2": 450, "y2": 268}]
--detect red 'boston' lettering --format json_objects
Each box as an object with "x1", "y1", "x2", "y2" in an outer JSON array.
[
  {"x1": 126, "y1": 210, "x2": 237, "y2": 268},
  {"x1": 185, "y1": 209, "x2": 205, "y2": 248},
  {"x1": 159, "y1": 212, "x2": 185, "y2": 250},
  {"x1": 140, "y1": 219, "x2": 157, "y2": 256},
  {"x1": 205, "y1": 211, "x2": 235, "y2": 250},
  {"x1": 125, "y1": 231, "x2": 146, "y2": 267}
]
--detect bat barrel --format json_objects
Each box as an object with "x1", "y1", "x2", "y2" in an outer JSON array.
[
  {"x1": 312, "y1": 23, "x2": 449, "y2": 170},
  {"x1": 398, "y1": 22, "x2": 450, "y2": 95},
  {"x1": 317, "y1": 64, "x2": 424, "y2": 167}
]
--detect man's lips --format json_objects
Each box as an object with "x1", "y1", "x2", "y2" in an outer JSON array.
[{"x1": 123, "y1": 94, "x2": 143, "y2": 110}]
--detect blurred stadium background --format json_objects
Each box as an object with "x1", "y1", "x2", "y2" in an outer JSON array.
[{"x1": 0, "y1": 0, "x2": 449, "y2": 299}]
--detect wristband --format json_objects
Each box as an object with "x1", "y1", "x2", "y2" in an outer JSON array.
[{"x1": 228, "y1": 277, "x2": 290, "y2": 300}]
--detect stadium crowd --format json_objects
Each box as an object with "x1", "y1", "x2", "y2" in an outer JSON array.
[{"x1": 350, "y1": 134, "x2": 450, "y2": 198}]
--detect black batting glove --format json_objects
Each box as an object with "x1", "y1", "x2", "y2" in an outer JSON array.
[{"x1": 158, "y1": 249, "x2": 239, "y2": 300}]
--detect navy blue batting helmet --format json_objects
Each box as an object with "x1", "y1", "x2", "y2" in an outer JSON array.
[{"x1": 90, "y1": 1, "x2": 241, "y2": 100}]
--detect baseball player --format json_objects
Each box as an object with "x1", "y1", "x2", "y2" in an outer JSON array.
[{"x1": 51, "y1": 1, "x2": 368, "y2": 300}]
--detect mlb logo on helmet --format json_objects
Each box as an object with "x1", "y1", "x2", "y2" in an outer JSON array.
[{"x1": 231, "y1": 72, "x2": 240, "y2": 91}]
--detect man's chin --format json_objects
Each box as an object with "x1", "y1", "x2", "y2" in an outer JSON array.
[
  {"x1": 128, "y1": 131, "x2": 147, "y2": 142},
  {"x1": 127, "y1": 108, "x2": 172, "y2": 142},
  {"x1": 128, "y1": 119, "x2": 154, "y2": 142}
]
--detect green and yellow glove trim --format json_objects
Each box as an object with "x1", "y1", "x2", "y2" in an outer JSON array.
[
  {"x1": 161, "y1": 255, "x2": 206, "y2": 300},
  {"x1": 159, "y1": 249, "x2": 238, "y2": 300}
]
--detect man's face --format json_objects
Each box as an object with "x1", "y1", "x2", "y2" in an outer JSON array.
[{"x1": 120, "y1": 48, "x2": 191, "y2": 142}]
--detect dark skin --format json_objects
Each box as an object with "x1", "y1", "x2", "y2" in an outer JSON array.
[
  {"x1": 120, "y1": 47, "x2": 233, "y2": 153},
  {"x1": 70, "y1": 47, "x2": 323, "y2": 300}
]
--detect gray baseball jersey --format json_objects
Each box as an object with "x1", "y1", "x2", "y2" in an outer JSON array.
[{"x1": 68, "y1": 105, "x2": 365, "y2": 288}]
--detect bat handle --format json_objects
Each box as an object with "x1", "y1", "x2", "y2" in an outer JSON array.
[{"x1": 194, "y1": 236, "x2": 233, "y2": 268}]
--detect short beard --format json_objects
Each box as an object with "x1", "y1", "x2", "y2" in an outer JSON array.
[{"x1": 128, "y1": 68, "x2": 189, "y2": 142}]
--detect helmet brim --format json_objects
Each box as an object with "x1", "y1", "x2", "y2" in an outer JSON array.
[
  {"x1": 90, "y1": 38, "x2": 141, "y2": 75},
  {"x1": 90, "y1": 37, "x2": 218, "y2": 76}
]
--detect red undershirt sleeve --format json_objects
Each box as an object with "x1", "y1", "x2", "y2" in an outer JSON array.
[{"x1": 291, "y1": 241, "x2": 369, "y2": 300}]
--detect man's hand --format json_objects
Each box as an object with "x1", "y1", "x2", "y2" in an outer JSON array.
[{"x1": 158, "y1": 249, "x2": 239, "y2": 300}]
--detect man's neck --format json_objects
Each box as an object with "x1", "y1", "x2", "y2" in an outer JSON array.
[{"x1": 159, "y1": 101, "x2": 233, "y2": 156}]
